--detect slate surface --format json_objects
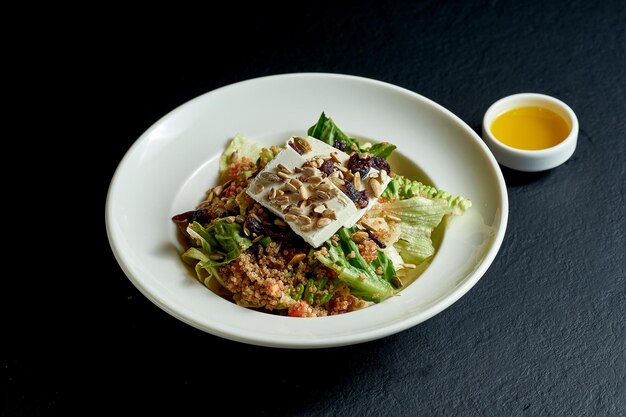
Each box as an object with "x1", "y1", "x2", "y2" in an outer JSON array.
[{"x1": 5, "y1": 1, "x2": 625, "y2": 416}]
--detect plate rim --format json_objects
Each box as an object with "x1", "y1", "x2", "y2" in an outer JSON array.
[{"x1": 106, "y1": 72, "x2": 508, "y2": 348}]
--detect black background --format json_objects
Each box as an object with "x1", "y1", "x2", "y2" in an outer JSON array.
[{"x1": 5, "y1": 1, "x2": 625, "y2": 416}]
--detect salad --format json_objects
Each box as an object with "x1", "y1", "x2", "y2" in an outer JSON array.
[{"x1": 172, "y1": 113, "x2": 471, "y2": 317}]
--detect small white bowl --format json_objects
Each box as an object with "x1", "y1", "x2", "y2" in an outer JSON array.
[{"x1": 482, "y1": 93, "x2": 578, "y2": 172}]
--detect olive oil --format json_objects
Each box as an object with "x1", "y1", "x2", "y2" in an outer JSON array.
[{"x1": 491, "y1": 106, "x2": 570, "y2": 150}]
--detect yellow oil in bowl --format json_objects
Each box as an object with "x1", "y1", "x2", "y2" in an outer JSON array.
[{"x1": 491, "y1": 106, "x2": 570, "y2": 150}]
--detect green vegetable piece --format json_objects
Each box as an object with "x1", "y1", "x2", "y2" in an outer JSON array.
[
  {"x1": 367, "y1": 142, "x2": 397, "y2": 159},
  {"x1": 315, "y1": 232, "x2": 395, "y2": 303},
  {"x1": 293, "y1": 283, "x2": 305, "y2": 301},
  {"x1": 304, "y1": 279, "x2": 315, "y2": 304},
  {"x1": 259, "y1": 236, "x2": 272, "y2": 247},
  {"x1": 219, "y1": 134, "x2": 263, "y2": 178}
]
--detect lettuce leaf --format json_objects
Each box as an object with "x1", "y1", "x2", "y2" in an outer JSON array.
[
  {"x1": 314, "y1": 227, "x2": 397, "y2": 302},
  {"x1": 219, "y1": 134, "x2": 263, "y2": 177},
  {"x1": 372, "y1": 176, "x2": 472, "y2": 265},
  {"x1": 308, "y1": 112, "x2": 396, "y2": 159}
]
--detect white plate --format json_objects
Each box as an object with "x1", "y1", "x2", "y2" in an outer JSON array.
[{"x1": 106, "y1": 73, "x2": 508, "y2": 348}]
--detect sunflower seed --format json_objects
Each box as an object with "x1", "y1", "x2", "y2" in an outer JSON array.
[
  {"x1": 336, "y1": 165, "x2": 348, "y2": 173},
  {"x1": 353, "y1": 171, "x2": 362, "y2": 190},
  {"x1": 274, "y1": 218, "x2": 287, "y2": 227},
  {"x1": 289, "y1": 253, "x2": 306, "y2": 265},
  {"x1": 252, "y1": 235, "x2": 265, "y2": 243},
  {"x1": 277, "y1": 171, "x2": 290, "y2": 180},
  {"x1": 297, "y1": 215, "x2": 312, "y2": 225},
  {"x1": 299, "y1": 186, "x2": 309, "y2": 201},
  {"x1": 284, "y1": 214, "x2": 299, "y2": 223},
  {"x1": 259, "y1": 172, "x2": 281, "y2": 183},
  {"x1": 330, "y1": 152, "x2": 342, "y2": 163},
  {"x1": 302, "y1": 166, "x2": 319, "y2": 177},
  {"x1": 369, "y1": 178, "x2": 382, "y2": 197},
  {"x1": 288, "y1": 206, "x2": 305, "y2": 215},
  {"x1": 330, "y1": 176, "x2": 345, "y2": 187},
  {"x1": 402, "y1": 263, "x2": 417, "y2": 269},
  {"x1": 243, "y1": 225, "x2": 250, "y2": 236},
  {"x1": 230, "y1": 151, "x2": 240, "y2": 164},
  {"x1": 307, "y1": 175, "x2": 323, "y2": 184},
  {"x1": 214, "y1": 184, "x2": 224, "y2": 196},
  {"x1": 235, "y1": 215, "x2": 245, "y2": 223},
  {"x1": 316, "y1": 190, "x2": 330, "y2": 200},
  {"x1": 209, "y1": 253, "x2": 225, "y2": 261},
  {"x1": 206, "y1": 191, "x2": 214, "y2": 202},
  {"x1": 283, "y1": 182, "x2": 299, "y2": 193},
  {"x1": 270, "y1": 188, "x2": 277, "y2": 200},
  {"x1": 322, "y1": 209, "x2": 337, "y2": 220},
  {"x1": 277, "y1": 163, "x2": 292, "y2": 174},
  {"x1": 386, "y1": 214, "x2": 402, "y2": 222},
  {"x1": 380, "y1": 169, "x2": 388, "y2": 182},
  {"x1": 317, "y1": 217, "x2": 332, "y2": 228},
  {"x1": 300, "y1": 224, "x2": 313, "y2": 232},
  {"x1": 275, "y1": 196, "x2": 290, "y2": 205},
  {"x1": 368, "y1": 171, "x2": 379, "y2": 179},
  {"x1": 226, "y1": 216, "x2": 236, "y2": 223}
]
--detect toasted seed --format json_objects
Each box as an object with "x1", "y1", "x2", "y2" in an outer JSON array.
[
  {"x1": 315, "y1": 158, "x2": 325, "y2": 167},
  {"x1": 380, "y1": 169, "x2": 388, "y2": 182},
  {"x1": 214, "y1": 184, "x2": 224, "y2": 197},
  {"x1": 392, "y1": 276, "x2": 403, "y2": 288},
  {"x1": 225, "y1": 198, "x2": 238, "y2": 210},
  {"x1": 277, "y1": 171, "x2": 290, "y2": 180},
  {"x1": 353, "y1": 171, "x2": 362, "y2": 190},
  {"x1": 302, "y1": 166, "x2": 319, "y2": 177},
  {"x1": 275, "y1": 196, "x2": 290, "y2": 205},
  {"x1": 316, "y1": 190, "x2": 330, "y2": 200},
  {"x1": 270, "y1": 188, "x2": 277, "y2": 200},
  {"x1": 359, "y1": 152, "x2": 369, "y2": 159},
  {"x1": 288, "y1": 206, "x2": 305, "y2": 215},
  {"x1": 330, "y1": 176, "x2": 345, "y2": 187},
  {"x1": 276, "y1": 189, "x2": 285, "y2": 196},
  {"x1": 313, "y1": 204, "x2": 326, "y2": 214},
  {"x1": 283, "y1": 182, "x2": 298, "y2": 193},
  {"x1": 297, "y1": 199, "x2": 307, "y2": 208},
  {"x1": 322, "y1": 209, "x2": 337, "y2": 220},
  {"x1": 402, "y1": 263, "x2": 417, "y2": 269},
  {"x1": 386, "y1": 214, "x2": 402, "y2": 222},
  {"x1": 299, "y1": 186, "x2": 309, "y2": 201},
  {"x1": 209, "y1": 253, "x2": 225, "y2": 261},
  {"x1": 235, "y1": 215, "x2": 245, "y2": 223},
  {"x1": 226, "y1": 216, "x2": 236, "y2": 223},
  {"x1": 274, "y1": 218, "x2": 287, "y2": 227},
  {"x1": 330, "y1": 152, "x2": 342, "y2": 163},
  {"x1": 297, "y1": 215, "x2": 312, "y2": 225},
  {"x1": 290, "y1": 178, "x2": 303, "y2": 189},
  {"x1": 300, "y1": 224, "x2": 314, "y2": 232},
  {"x1": 344, "y1": 170, "x2": 353, "y2": 181},
  {"x1": 294, "y1": 167, "x2": 303, "y2": 173},
  {"x1": 317, "y1": 217, "x2": 332, "y2": 228},
  {"x1": 307, "y1": 175, "x2": 323, "y2": 184},
  {"x1": 252, "y1": 235, "x2": 265, "y2": 243},
  {"x1": 277, "y1": 163, "x2": 292, "y2": 174},
  {"x1": 289, "y1": 253, "x2": 307, "y2": 265},
  {"x1": 336, "y1": 165, "x2": 348, "y2": 173},
  {"x1": 230, "y1": 151, "x2": 240, "y2": 164},
  {"x1": 351, "y1": 231, "x2": 369, "y2": 243},
  {"x1": 368, "y1": 171, "x2": 379, "y2": 179},
  {"x1": 284, "y1": 214, "x2": 299, "y2": 223},
  {"x1": 293, "y1": 137, "x2": 312, "y2": 154},
  {"x1": 243, "y1": 225, "x2": 250, "y2": 236},
  {"x1": 369, "y1": 178, "x2": 382, "y2": 197},
  {"x1": 259, "y1": 172, "x2": 281, "y2": 183},
  {"x1": 206, "y1": 191, "x2": 214, "y2": 202},
  {"x1": 318, "y1": 182, "x2": 332, "y2": 192}
]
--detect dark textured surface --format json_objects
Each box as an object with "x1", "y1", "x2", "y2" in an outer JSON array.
[{"x1": 5, "y1": 1, "x2": 626, "y2": 416}]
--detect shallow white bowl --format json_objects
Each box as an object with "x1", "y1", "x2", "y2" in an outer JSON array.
[
  {"x1": 482, "y1": 93, "x2": 578, "y2": 172},
  {"x1": 106, "y1": 73, "x2": 508, "y2": 348}
]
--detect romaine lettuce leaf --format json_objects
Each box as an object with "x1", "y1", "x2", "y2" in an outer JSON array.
[{"x1": 219, "y1": 134, "x2": 263, "y2": 177}]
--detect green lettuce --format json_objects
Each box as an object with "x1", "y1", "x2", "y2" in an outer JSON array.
[
  {"x1": 308, "y1": 112, "x2": 396, "y2": 159},
  {"x1": 372, "y1": 176, "x2": 472, "y2": 265},
  {"x1": 182, "y1": 220, "x2": 252, "y2": 286},
  {"x1": 315, "y1": 228, "x2": 397, "y2": 302},
  {"x1": 219, "y1": 134, "x2": 264, "y2": 177}
]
